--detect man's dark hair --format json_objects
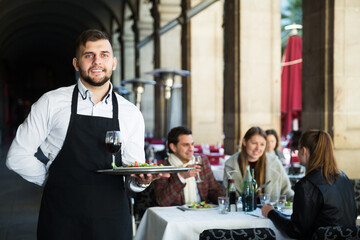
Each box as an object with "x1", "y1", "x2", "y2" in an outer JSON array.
[
  {"x1": 167, "y1": 126, "x2": 192, "y2": 153},
  {"x1": 75, "y1": 29, "x2": 111, "y2": 57}
]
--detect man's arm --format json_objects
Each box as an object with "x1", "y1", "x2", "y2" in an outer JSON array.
[
  {"x1": 6, "y1": 94, "x2": 51, "y2": 186},
  {"x1": 117, "y1": 97, "x2": 147, "y2": 192}
]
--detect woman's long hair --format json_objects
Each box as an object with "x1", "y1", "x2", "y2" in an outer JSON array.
[
  {"x1": 238, "y1": 126, "x2": 267, "y2": 192},
  {"x1": 300, "y1": 130, "x2": 341, "y2": 184}
]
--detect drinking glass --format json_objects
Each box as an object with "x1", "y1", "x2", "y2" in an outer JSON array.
[
  {"x1": 105, "y1": 131, "x2": 121, "y2": 168},
  {"x1": 194, "y1": 155, "x2": 203, "y2": 183},
  {"x1": 277, "y1": 195, "x2": 286, "y2": 211},
  {"x1": 218, "y1": 196, "x2": 228, "y2": 214},
  {"x1": 259, "y1": 193, "x2": 271, "y2": 206}
]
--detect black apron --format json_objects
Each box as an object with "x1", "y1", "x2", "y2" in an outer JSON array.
[{"x1": 37, "y1": 86, "x2": 132, "y2": 240}]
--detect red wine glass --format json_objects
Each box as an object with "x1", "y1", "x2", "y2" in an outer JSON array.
[
  {"x1": 194, "y1": 155, "x2": 203, "y2": 183},
  {"x1": 105, "y1": 131, "x2": 121, "y2": 168}
]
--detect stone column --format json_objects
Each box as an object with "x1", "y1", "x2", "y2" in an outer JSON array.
[
  {"x1": 302, "y1": 0, "x2": 334, "y2": 134},
  {"x1": 181, "y1": 0, "x2": 192, "y2": 128},
  {"x1": 223, "y1": 0, "x2": 240, "y2": 153},
  {"x1": 224, "y1": 0, "x2": 281, "y2": 153},
  {"x1": 138, "y1": 0, "x2": 182, "y2": 138},
  {"x1": 139, "y1": 1, "x2": 156, "y2": 135},
  {"x1": 189, "y1": 0, "x2": 224, "y2": 145},
  {"x1": 123, "y1": 6, "x2": 135, "y2": 81},
  {"x1": 159, "y1": 1, "x2": 182, "y2": 137},
  {"x1": 303, "y1": 0, "x2": 360, "y2": 178},
  {"x1": 111, "y1": 21, "x2": 121, "y2": 88}
]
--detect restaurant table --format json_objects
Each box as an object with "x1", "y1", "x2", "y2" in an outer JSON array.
[{"x1": 134, "y1": 206, "x2": 294, "y2": 240}]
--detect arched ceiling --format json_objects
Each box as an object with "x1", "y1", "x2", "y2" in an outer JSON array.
[{"x1": 0, "y1": 0, "x2": 138, "y2": 102}]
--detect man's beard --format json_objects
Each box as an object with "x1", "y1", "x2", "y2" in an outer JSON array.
[{"x1": 79, "y1": 68, "x2": 111, "y2": 87}]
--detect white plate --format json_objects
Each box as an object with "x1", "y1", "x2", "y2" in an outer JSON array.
[
  {"x1": 272, "y1": 203, "x2": 293, "y2": 209},
  {"x1": 182, "y1": 204, "x2": 218, "y2": 211}
]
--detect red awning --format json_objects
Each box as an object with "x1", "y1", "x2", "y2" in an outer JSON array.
[{"x1": 281, "y1": 35, "x2": 302, "y2": 136}]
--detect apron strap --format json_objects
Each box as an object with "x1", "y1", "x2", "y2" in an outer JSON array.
[
  {"x1": 111, "y1": 91, "x2": 120, "y2": 130},
  {"x1": 71, "y1": 85, "x2": 79, "y2": 115},
  {"x1": 111, "y1": 91, "x2": 122, "y2": 166}
]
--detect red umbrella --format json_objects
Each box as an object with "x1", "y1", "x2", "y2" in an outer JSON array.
[{"x1": 281, "y1": 34, "x2": 302, "y2": 137}]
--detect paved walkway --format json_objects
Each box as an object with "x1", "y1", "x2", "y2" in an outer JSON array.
[{"x1": 0, "y1": 143, "x2": 42, "y2": 240}]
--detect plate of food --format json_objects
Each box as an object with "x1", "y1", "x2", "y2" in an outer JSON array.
[
  {"x1": 271, "y1": 201, "x2": 293, "y2": 209},
  {"x1": 97, "y1": 162, "x2": 194, "y2": 175},
  {"x1": 182, "y1": 201, "x2": 218, "y2": 211},
  {"x1": 283, "y1": 201, "x2": 293, "y2": 209}
]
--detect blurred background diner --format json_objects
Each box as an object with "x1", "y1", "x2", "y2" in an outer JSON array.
[
  {"x1": 265, "y1": 129, "x2": 286, "y2": 164},
  {"x1": 1, "y1": 0, "x2": 360, "y2": 239}
]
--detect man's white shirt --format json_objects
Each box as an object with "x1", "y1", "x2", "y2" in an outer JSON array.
[{"x1": 6, "y1": 80, "x2": 145, "y2": 191}]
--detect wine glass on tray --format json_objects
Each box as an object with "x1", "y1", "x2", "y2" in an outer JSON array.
[
  {"x1": 105, "y1": 131, "x2": 121, "y2": 169},
  {"x1": 194, "y1": 155, "x2": 203, "y2": 183}
]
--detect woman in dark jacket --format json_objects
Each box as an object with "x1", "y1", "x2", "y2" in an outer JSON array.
[{"x1": 261, "y1": 130, "x2": 357, "y2": 239}]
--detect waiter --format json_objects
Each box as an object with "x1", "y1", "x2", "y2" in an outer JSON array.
[{"x1": 6, "y1": 29, "x2": 168, "y2": 240}]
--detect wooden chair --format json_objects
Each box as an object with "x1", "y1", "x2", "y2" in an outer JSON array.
[{"x1": 350, "y1": 179, "x2": 360, "y2": 216}]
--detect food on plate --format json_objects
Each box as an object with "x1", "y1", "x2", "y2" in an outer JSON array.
[
  {"x1": 189, "y1": 201, "x2": 214, "y2": 209},
  {"x1": 116, "y1": 161, "x2": 164, "y2": 168},
  {"x1": 272, "y1": 201, "x2": 292, "y2": 208}
]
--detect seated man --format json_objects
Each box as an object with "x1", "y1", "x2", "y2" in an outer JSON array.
[{"x1": 154, "y1": 126, "x2": 224, "y2": 206}]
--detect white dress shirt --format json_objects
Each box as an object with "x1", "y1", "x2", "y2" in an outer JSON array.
[{"x1": 6, "y1": 80, "x2": 145, "y2": 191}]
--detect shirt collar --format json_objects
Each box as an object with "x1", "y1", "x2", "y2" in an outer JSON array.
[{"x1": 77, "y1": 79, "x2": 113, "y2": 104}]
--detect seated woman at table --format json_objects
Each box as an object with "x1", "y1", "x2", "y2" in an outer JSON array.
[
  {"x1": 154, "y1": 126, "x2": 224, "y2": 206},
  {"x1": 223, "y1": 126, "x2": 294, "y2": 201},
  {"x1": 261, "y1": 130, "x2": 357, "y2": 239},
  {"x1": 265, "y1": 129, "x2": 285, "y2": 164}
]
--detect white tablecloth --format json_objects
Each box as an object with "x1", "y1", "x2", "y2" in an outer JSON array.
[{"x1": 134, "y1": 206, "x2": 294, "y2": 240}]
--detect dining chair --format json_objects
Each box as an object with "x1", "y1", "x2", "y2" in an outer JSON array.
[
  {"x1": 133, "y1": 183, "x2": 157, "y2": 224},
  {"x1": 128, "y1": 183, "x2": 157, "y2": 236},
  {"x1": 311, "y1": 226, "x2": 360, "y2": 240},
  {"x1": 350, "y1": 178, "x2": 360, "y2": 216},
  {"x1": 199, "y1": 228, "x2": 276, "y2": 240}
]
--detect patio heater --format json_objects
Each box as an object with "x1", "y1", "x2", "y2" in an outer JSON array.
[
  {"x1": 114, "y1": 85, "x2": 130, "y2": 100},
  {"x1": 122, "y1": 78, "x2": 156, "y2": 110},
  {"x1": 146, "y1": 68, "x2": 190, "y2": 138}
]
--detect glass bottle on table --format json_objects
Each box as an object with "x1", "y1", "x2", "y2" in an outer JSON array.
[
  {"x1": 251, "y1": 169, "x2": 257, "y2": 191},
  {"x1": 251, "y1": 168, "x2": 258, "y2": 206},
  {"x1": 228, "y1": 179, "x2": 237, "y2": 212},
  {"x1": 241, "y1": 165, "x2": 255, "y2": 212}
]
